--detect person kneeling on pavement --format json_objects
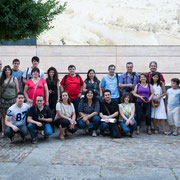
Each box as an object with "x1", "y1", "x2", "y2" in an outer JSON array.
[
  {"x1": 27, "y1": 95, "x2": 53, "y2": 144},
  {"x1": 99, "y1": 90, "x2": 119, "y2": 138},
  {"x1": 5, "y1": 92, "x2": 30, "y2": 142}
]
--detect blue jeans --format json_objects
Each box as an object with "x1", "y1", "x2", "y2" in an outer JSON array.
[
  {"x1": 71, "y1": 97, "x2": 80, "y2": 118},
  {"x1": 5, "y1": 125, "x2": 28, "y2": 139},
  {"x1": 120, "y1": 119, "x2": 137, "y2": 134},
  {"x1": 77, "y1": 115, "x2": 100, "y2": 130},
  {"x1": 100, "y1": 122, "x2": 117, "y2": 138},
  {"x1": 28, "y1": 123, "x2": 53, "y2": 139}
]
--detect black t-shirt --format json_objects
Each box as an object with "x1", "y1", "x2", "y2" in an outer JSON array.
[
  {"x1": 28, "y1": 105, "x2": 52, "y2": 123},
  {"x1": 100, "y1": 99, "x2": 119, "y2": 119}
]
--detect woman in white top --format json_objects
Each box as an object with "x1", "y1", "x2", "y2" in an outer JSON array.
[
  {"x1": 55, "y1": 91, "x2": 77, "y2": 140},
  {"x1": 150, "y1": 72, "x2": 167, "y2": 134}
]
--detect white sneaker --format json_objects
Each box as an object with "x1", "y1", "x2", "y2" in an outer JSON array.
[{"x1": 92, "y1": 130, "x2": 97, "y2": 137}]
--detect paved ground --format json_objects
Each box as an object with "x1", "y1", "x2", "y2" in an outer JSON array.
[{"x1": 0, "y1": 126, "x2": 180, "y2": 180}]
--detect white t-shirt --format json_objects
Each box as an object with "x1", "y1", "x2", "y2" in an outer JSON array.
[
  {"x1": 55, "y1": 102, "x2": 75, "y2": 119},
  {"x1": 6, "y1": 103, "x2": 30, "y2": 126},
  {"x1": 23, "y1": 67, "x2": 44, "y2": 80}
]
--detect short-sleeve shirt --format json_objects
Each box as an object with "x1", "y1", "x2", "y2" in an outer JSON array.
[
  {"x1": 28, "y1": 105, "x2": 52, "y2": 122},
  {"x1": 84, "y1": 79, "x2": 100, "y2": 96},
  {"x1": 100, "y1": 99, "x2": 119, "y2": 119},
  {"x1": 147, "y1": 72, "x2": 165, "y2": 83},
  {"x1": 23, "y1": 67, "x2": 44, "y2": 80},
  {"x1": 6, "y1": 103, "x2": 30, "y2": 126},
  {"x1": 119, "y1": 103, "x2": 134, "y2": 121},
  {"x1": 60, "y1": 74, "x2": 84, "y2": 99},
  {"x1": 119, "y1": 72, "x2": 139, "y2": 95},
  {"x1": 12, "y1": 69, "x2": 23, "y2": 92},
  {"x1": 55, "y1": 102, "x2": 75, "y2": 119},
  {"x1": 78, "y1": 99, "x2": 100, "y2": 114},
  {"x1": 101, "y1": 74, "x2": 120, "y2": 98},
  {"x1": 25, "y1": 78, "x2": 47, "y2": 105},
  {"x1": 167, "y1": 88, "x2": 180, "y2": 108}
]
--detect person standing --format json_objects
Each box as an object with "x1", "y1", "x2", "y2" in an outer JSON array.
[
  {"x1": 119, "y1": 62, "x2": 139, "y2": 96},
  {"x1": 60, "y1": 65, "x2": 84, "y2": 117},
  {"x1": 0, "y1": 65, "x2": 19, "y2": 138},
  {"x1": 166, "y1": 78, "x2": 180, "y2": 136},
  {"x1": 23, "y1": 56, "x2": 44, "y2": 84},
  {"x1": 5, "y1": 92, "x2": 30, "y2": 142},
  {"x1": 133, "y1": 73, "x2": 154, "y2": 135},
  {"x1": 0, "y1": 60, "x2": 2, "y2": 77},
  {"x1": 147, "y1": 61, "x2": 165, "y2": 83},
  {"x1": 12, "y1": 59, "x2": 23, "y2": 92},
  {"x1": 101, "y1": 65, "x2": 120, "y2": 103},
  {"x1": 150, "y1": 72, "x2": 167, "y2": 134},
  {"x1": 24, "y1": 67, "x2": 49, "y2": 106}
]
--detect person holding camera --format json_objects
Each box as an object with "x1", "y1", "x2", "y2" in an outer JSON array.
[
  {"x1": 27, "y1": 95, "x2": 53, "y2": 144},
  {"x1": 119, "y1": 62, "x2": 139, "y2": 96},
  {"x1": 133, "y1": 73, "x2": 154, "y2": 135}
]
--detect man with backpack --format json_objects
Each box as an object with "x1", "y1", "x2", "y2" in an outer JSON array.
[
  {"x1": 60, "y1": 65, "x2": 84, "y2": 117},
  {"x1": 119, "y1": 62, "x2": 139, "y2": 96}
]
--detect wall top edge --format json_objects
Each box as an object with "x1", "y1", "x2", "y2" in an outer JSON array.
[{"x1": 1, "y1": 45, "x2": 180, "y2": 47}]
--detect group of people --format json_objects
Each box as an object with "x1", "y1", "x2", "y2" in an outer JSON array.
[{"x1": 0, "y1": 57, "x2": 179, "y2": 144}]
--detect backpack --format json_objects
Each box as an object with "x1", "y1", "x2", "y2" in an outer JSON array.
[{"x1": 63, "y1": 74, "x2": 82, "y2": 86}]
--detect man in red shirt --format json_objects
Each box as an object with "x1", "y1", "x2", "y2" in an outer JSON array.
[
  {"x1": 60, "y1": 65, "x2": 84, "y2": 116},
  {"x1": 147, "y1": 61, "x2": 165, "y2": 83}
]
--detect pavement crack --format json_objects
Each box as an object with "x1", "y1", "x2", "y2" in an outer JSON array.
[{"x1": 170, "y1": 168, "x2": 178, "y2": 180}]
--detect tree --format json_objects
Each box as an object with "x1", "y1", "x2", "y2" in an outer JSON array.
[{"x1": 0, "y1": 0, "x2": 67, "y2": 41}]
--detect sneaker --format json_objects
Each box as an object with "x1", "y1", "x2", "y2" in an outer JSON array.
[
  {"x1": 92, "y1": 130, "x2": 97, "y2": 137},
  {"x1": 167, "y1": 130, "x2": 173, "y2": 135},
  {"x1": 154, "y1": 130, "x2": 158, "y2": 134},
  {"x1": 172, "y1": 131, "x2": 178, "y2": 136},
  {"x1": 32, "y1": 138, "x2": 38, "y2": 144}
]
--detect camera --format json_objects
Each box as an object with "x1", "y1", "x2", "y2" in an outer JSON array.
[
  {"x1": 39, "y1": 113, "x2": 44, "y2": 119},
  {"x1": 142, "y1": 97, "x2": 149, "y2": 102}
]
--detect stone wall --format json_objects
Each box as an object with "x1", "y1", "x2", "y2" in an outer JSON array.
[{"x1": 0, "y1": 45, "x2": 179, "y2": 84}]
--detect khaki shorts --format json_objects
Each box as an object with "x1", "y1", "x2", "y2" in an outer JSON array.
[{"x1": 167, "y1": 106, "x2": 180, "y2": 127}]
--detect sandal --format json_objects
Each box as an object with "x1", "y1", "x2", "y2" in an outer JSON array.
[
  {"x1": 0, "y1": 132, "x2": 5, "y2": 138},
  {"x1": 147, "y1": 130, "x2": 152, "y2": 135}
]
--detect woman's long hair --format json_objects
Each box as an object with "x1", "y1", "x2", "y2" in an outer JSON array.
[
  {"x1": 150, "y1": 72, "x2": 162, "y2": 87},
  {"x1": 83, "y1": 89, "x2": 97, "y2": 104},
  {"x1": 85, "y1": 69, "x2": 99, "y2": 82},
  {"x1": 46, "y1": 67, "x2": 59, "y2": 84},
  {"x1": 0, "y1": 65, "x2": 12, "y2": 86}
]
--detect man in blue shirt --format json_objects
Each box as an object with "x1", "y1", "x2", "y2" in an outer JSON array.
[
  {"x1": 119, "y1": 62, "x2": 139, "y2": 95},
  {"x1": 12, "y1": 59, "x2": 23, "y2": 92},
  {"x1": 101, "y1": 64, "x2": 120, "y2": 103}
]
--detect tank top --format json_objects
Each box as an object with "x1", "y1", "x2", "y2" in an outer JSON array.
[
  {"x1": 137, "y1": 84, "x2": 150, "y2": 103},
  {"x1": 1, "y1": 76, "x2": 16, "y2": 99}
]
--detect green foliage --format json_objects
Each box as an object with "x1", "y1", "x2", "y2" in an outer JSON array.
[{"x1": 0, "y1": 0, "x2": 67, "y2": 41}]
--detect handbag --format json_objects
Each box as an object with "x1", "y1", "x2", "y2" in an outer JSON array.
[
  {"x1": 103, "y1": 104, "x2": 122, "y2": 138},
  {"x1": 153, "y1": 99, "x2": 160, "y2": 108}
]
